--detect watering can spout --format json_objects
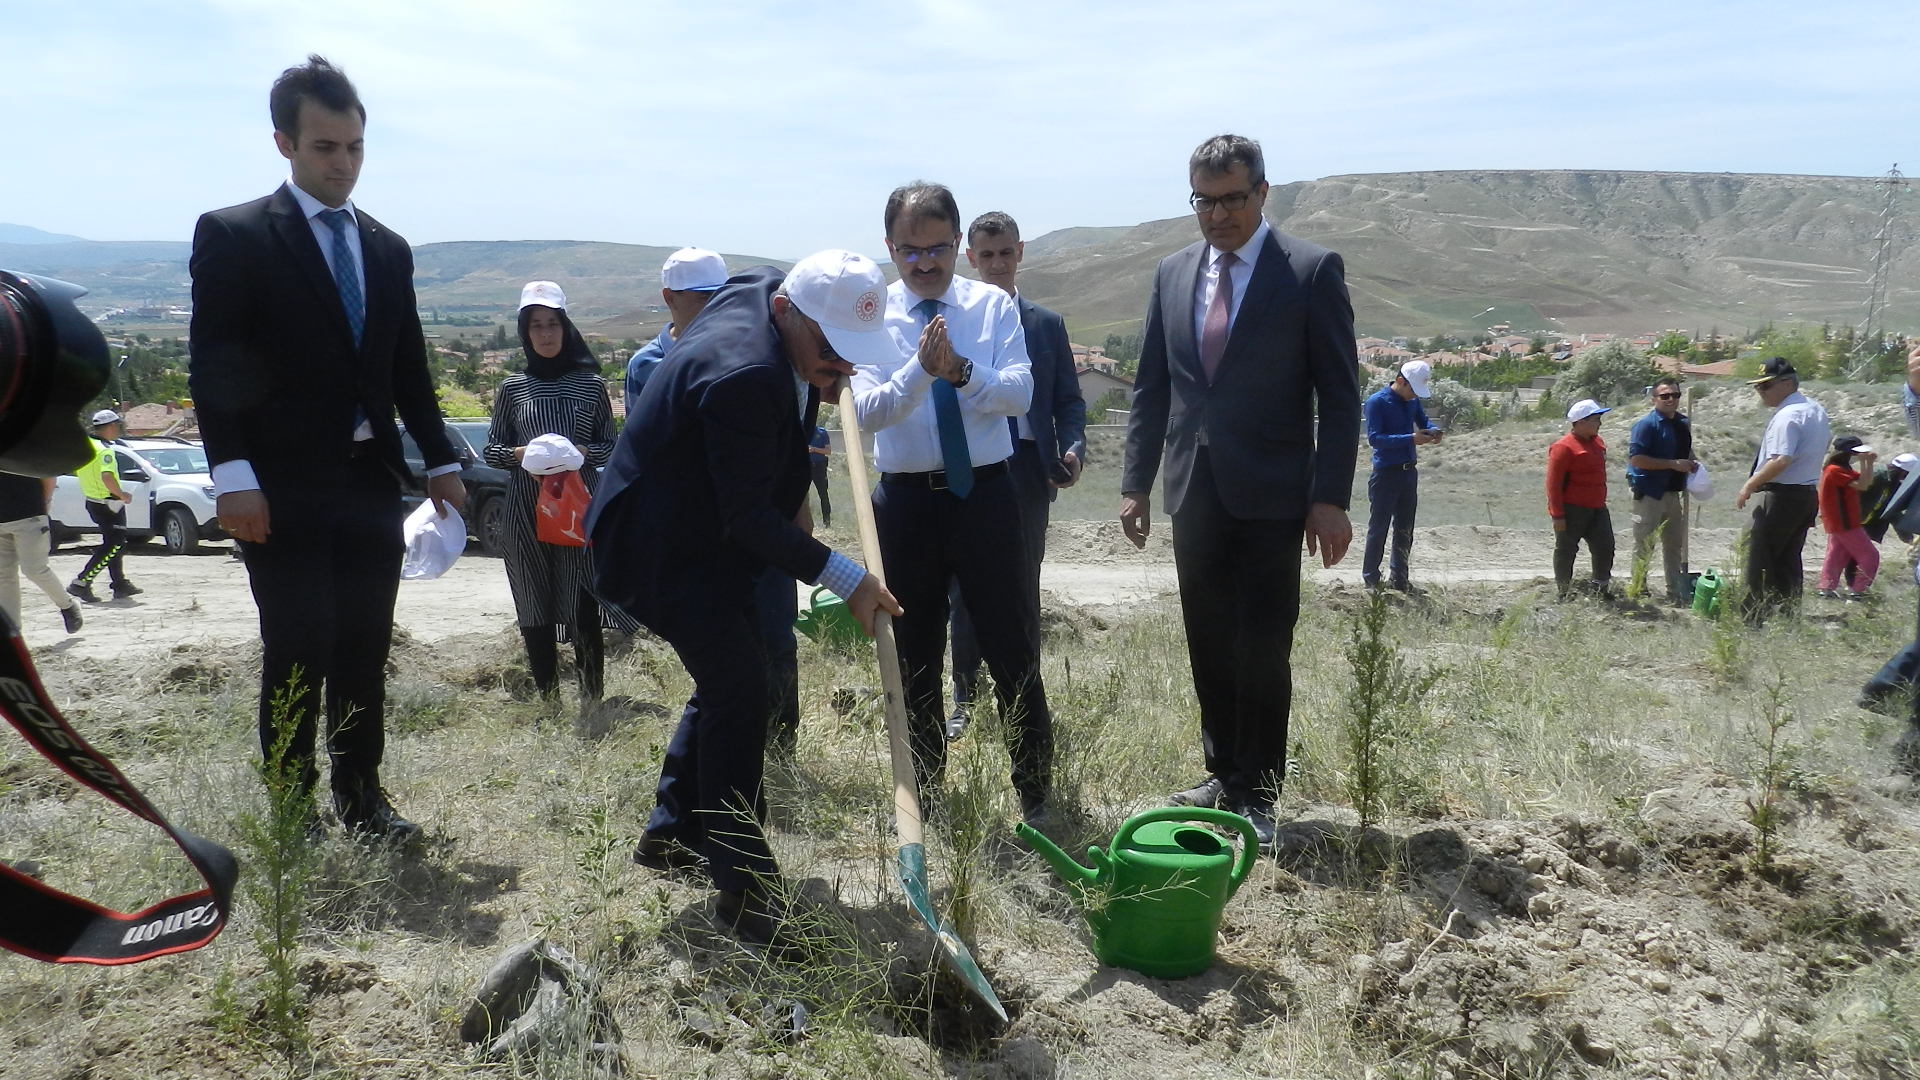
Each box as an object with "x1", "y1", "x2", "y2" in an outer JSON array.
[{"x1": 1015, "y1": 822, "x2": 1101, "y2": 888}]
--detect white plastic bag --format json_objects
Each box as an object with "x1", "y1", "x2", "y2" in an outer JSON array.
[
  {"x1": 401, "y1": 500, "x2": 465, "y2": 580},
  {"x1": 521, "y1": 434, "x2": 584, "y2": 476},
  {"x1": 1686, "y1": 460, "x2": 1713, "y2": 500}
]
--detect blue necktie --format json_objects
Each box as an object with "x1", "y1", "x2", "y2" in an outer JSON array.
[
  {"x1": 319, "y1": 209, "x2": 365, "y2": 349},
  {"x1": 918, "y1": 298, "x2": 972, "y2": 498}
]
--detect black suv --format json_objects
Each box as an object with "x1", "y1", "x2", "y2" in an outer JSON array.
[{"x1": 399, "y1": 419, "x2": 514, "y2": 555}]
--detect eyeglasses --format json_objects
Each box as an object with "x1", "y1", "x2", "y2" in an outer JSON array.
[
  {"x1": 1654, "y1": 392, "x2": 1682, "y2": 400},
  {"x1": 1189, "y1": 190, "x2": 1254, "y2": 214},
  {"x1": 894, "y1": 243, "x2": 953, "y2": 264},
  {"x1": 1752, "y1": 381, "x2": 1774, "y2": 392}
]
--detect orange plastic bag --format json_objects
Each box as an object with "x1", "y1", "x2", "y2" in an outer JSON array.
[{"x1": 535, "y1": 471, "x2": 589, "y2": 546}]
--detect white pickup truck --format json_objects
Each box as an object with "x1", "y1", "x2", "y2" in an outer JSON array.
[{"x1": 48, "y1": 437, "x2": 226, "y2": 555}]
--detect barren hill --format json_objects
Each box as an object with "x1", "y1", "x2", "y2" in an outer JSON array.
[
  {"x1": 1023, "y1": 169, "x2": 1917, "y2": 340},
  {"x1": 1, "y1": 169, "x2": 1910, "y2": 339}
]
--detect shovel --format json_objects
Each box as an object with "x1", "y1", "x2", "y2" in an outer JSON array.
[{"x1": 833, "y1": 376, "x2": 1008, "y2": 1023}]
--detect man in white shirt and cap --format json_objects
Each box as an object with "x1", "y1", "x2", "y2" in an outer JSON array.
[{"x1": 1734, "y1": 357, "x2": 1830, "y2": 623}]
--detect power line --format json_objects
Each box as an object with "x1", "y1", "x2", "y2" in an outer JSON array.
[{"x1": 1848, "y1": 163, "x2": 1908, "y2": 378}]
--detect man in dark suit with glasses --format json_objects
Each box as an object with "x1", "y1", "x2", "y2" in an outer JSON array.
[{"x1": 1120, "y1": 134, "x2": 1362, "y2": 849}]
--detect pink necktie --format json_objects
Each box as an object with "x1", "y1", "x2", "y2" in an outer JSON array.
[{"x1": 1200, "y1": 251, "x2": 1237, "y2": 382}]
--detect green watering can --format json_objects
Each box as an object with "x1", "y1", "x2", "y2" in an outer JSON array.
[
  {"x1": 793, "y1": 586, "x2": 862, "y2": 651},
  {"x1": 1691, "y1": 568, "x2": 1722, "y2": 618},
  {"x1": 1016, "y1": 807, "x2": 1258, "y2": 978}
]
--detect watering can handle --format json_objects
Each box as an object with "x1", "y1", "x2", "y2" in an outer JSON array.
[
  {"x1": 808, "y1": 585, "x2": 834, "y2": 605},
  {"x1": 1111, "y1": 806, "x2": 1262, "y2": 895}
]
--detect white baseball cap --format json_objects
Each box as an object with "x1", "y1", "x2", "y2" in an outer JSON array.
[
  {"x1": 90, "y1": 409, "x2": 122, "y2": 426},
  {"x1": 1566, "y1": 399, "x2": 1610, "y2": 422},
  {"x1": 518, "y1": 280, "x2": 567, "y2": 311},
  {"x1": 1400, "y1": 359, "x2": 1434, "y2": 398},
  {"x1": 782, "y1": 250, "x2": 900, "y2": 368},
  {"x1": 661, "y1": 248, "x2": 729, "y2": 293},
  {"x1": 1892, "y1": 453, "x2": 1919, "y2": 472}
]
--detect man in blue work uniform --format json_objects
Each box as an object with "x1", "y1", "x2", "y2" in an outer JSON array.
[
  {"x1": 1625, "y1": 376, "x2": 1697, "y2": 604},
  {"x1": 623, "y1": 247, "x2": 727, "y2": 417},
  {"x1": 1362, "y1": 359, "x2": 1441, "y2": 592}
]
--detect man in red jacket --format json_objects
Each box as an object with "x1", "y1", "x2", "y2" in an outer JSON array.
[{"x1": 1547, "y1": 399, "x2": 1614, "y2": 600}]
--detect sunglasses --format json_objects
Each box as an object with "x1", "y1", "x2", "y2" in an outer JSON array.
[{"x1": 1654, "y1": 392, "x2": 1682, "y2": 400}]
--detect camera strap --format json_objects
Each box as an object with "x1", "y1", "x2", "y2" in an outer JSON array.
[{"x1": 0, "y1": 612, "x2": 236, "y2": 964}]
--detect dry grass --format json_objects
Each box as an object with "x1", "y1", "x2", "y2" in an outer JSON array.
[{"x1": 3, "y1": 555, "x2": 1919, "y2": 1078}]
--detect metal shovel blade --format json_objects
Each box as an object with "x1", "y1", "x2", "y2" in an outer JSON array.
[{"x1": 898, "y1": 842, "x2": 1007, "y2": 1022}]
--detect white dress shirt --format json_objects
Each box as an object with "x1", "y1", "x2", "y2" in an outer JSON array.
[
  {"x1": 852, "y1": 276, "x2": 1032, "y2": 473},
  {"x1": 1756, "y1": 390, "x2": 1831, "y2": 487},
  {"x1": 1191, "y1": 220, "x2": 1271, "y2": 346}
]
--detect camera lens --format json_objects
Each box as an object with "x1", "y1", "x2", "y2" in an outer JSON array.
[{"x1": 0, "y1": 271, "x2": 111, "y2": 477}]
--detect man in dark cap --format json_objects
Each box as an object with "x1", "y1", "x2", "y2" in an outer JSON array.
[{"x1": 1733, "y1": 358, "x2": 1830, "y2": 623}]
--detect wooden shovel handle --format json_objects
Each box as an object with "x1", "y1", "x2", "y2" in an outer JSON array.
[{"x1": 833, "y1": 377, "x2": 925, "y2": 848}]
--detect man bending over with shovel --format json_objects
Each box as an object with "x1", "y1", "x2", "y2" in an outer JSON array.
[{"x1": 587, "y1": 251, "x2": 901, "y2": 951}]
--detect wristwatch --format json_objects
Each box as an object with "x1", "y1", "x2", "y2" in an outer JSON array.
[{"x1": 954, "y1": 360, "x2": 974, "y2": 388}]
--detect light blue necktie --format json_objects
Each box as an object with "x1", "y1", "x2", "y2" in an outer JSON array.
[
  {"x1": 918, "y1": 298, "x2": 972, "y2": 498},
  {"x1": 319, "y1": 209, "x2": 365, "y2": 349}
]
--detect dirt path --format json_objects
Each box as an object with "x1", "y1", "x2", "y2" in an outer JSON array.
[{"x1": 28, "y1": 522, "x2": 1763, "y2": 663}]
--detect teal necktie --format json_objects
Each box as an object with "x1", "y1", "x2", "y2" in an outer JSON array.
[{"x1": 918, "y1": 298, "x2": 972, "y2": 498}]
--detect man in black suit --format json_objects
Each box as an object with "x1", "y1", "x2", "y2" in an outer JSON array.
[
  {"x1": 946, "y1": 211, "x2": 1086, "y2": 740},
  {"x1": 1119, "y1": 134, "x2": 1361, "y2": 847},
  {"x1": 588, "y1": 251, "x2": 899, "y2": 948},
  {"x1": 189, "y1": 56, "x2": 465, "y2": 840}
]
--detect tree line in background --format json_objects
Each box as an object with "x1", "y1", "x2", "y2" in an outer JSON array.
[{"x1": 81, "y1": 318, "x2": 1915, "y2": 431}]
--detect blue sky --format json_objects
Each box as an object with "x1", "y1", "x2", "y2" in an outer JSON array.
[{"x1": 5, "y1": 1, "x2": 1915, "y2": 259}]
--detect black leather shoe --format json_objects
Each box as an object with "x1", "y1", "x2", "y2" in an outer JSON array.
[
  {"x1": 715, "y1": 885, "x2": 800, "y2": 956},
  {"x1": 1169, "y1": 776, "x2": 1225, "y2": 809},
  {"x1": 945, "y1": 706, "x2": 969, "y2": 741},
  {"x1": 633, "y1": 830, "x2": 706, "y2": 876},
  {"x1": 67, "y1": 582, "x2": 98, "y2": 603},
  {"x1": 1020, "y1": 796, "x2": 1054, "y2": 832},
  {"x1": 337, "y1": 785, "x2": 421, "y2": 844},
  {"x1": 61, "y1": 605, "x2": 82, "y2": 633},
  {"x1": 111, "y1": 581, "x2": 142, "y2": 599},
  {"x1": 1235, "y1": 802, "x2": 1277, "y2": 850}
]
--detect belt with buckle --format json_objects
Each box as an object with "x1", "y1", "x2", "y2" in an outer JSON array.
[
  {"x1": 1374, "y1": 462, "x2": 1417, "y2": 472},
  {"x1": 881, "y1": 460, "x2": 1010, "y2": 491}
]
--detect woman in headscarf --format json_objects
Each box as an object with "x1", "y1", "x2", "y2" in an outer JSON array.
[{"x1": 484, "y1": 281, "x2": 616, "y2": 706}]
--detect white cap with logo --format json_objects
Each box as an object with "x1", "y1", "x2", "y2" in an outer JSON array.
[
  {"x1": 1400, "y1": 359, "x2": 1434, "y2": 398},
  {"x1": 1566, "y1": 399, "x2": 1611, "y2": 423},
  {"x1": 661, "y1": 247, "x2": 729, "y2": 293},
  {"x1": 782, "y1": 250, "x2": 900, "y2": 368},
  {"x1": 518, "y1": 280, "x2": 567, "y2": 311}
]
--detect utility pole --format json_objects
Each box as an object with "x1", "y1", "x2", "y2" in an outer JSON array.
[{"x1": 1848, "y1": 164, "x2": 1908, "y2": 378}]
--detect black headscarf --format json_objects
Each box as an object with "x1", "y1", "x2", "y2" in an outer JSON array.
[{"x1": 518, "y1": 305, "x2": 598, "y2": 381}]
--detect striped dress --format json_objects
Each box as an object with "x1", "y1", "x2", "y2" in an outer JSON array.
[{"x1": 483, "y1": 370, "x2": 616, "y2": 628}]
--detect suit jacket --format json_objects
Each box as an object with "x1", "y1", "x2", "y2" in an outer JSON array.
[
  {"x1": 1016, "y1": 295, "x2": 1086, "y2": 501},
  {"x1": 188, "y1": 184, "x2": 456, "y2": 491},
  {"x1": 1121, "y1": 228, "x2": 1360, "y2": 519},
  {"x1": 586, "y1": 268, "x2": 830, "y2": 634}
]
